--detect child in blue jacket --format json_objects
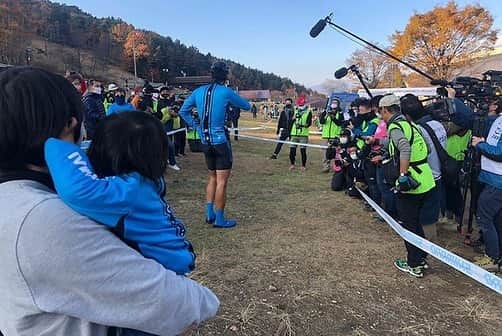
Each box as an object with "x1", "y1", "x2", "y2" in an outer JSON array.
[{"x1": 45, "y1": 111, "x2": 195, "y2": 276}]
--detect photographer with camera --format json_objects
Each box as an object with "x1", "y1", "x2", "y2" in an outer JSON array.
[
  {"x1": 320, "y1": 98, "x2": 344, "y2": 172},
  {"x1": 378, "y1": 94, "x2": 436, "y2": 278},
  {"x1": 331, "y1": 129, "x2": 355, "y2": 191},
  {"x1": 488, "y1": 97, "x2": 502, "y2": 116},
  {"x1": 289, "y1": 96, "x2": 312, "y2": 171},
  {"x1": 348, "y1": 98, "x2": 381, "y2": 204},
  {"x1": 270, "y1": 98, "x2": 295, "y2": 160},
  {"x1": 448, "y1": 88, "x2": 502, "y2": 271},
  {"x1": 400, "y1": 94, "x2": 447, "y2": 241},
  {"x1": 368, "y1": 96, "x2": 398, "y2": 218}
]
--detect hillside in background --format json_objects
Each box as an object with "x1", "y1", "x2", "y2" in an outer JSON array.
[{"x1": 0, "y1": 0, "x2": 310, "y2": 93}]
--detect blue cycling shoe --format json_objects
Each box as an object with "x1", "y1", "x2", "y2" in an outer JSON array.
[{"x1": 213, "y1": 219, "x2": 236, "y2": 228}]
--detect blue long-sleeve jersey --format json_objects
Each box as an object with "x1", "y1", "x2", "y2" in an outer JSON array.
[
  {"x1": 107, "y1": 102, "x2": 135, "y2": 116},
  {"x1": 179, "y1": 84, "x2": 250, "y2": 145},
  {"x1": 44, "y1": 138, "x2": 195, "y2": 275}
]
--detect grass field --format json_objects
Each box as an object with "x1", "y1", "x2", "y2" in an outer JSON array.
[{"x1": 166, "y1": 114, "x2": 502, "y2": 336}]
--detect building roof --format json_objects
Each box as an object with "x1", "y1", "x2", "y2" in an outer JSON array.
[
  {"x1": 170, "y1": 76, "x2": 212, "y2": 86},
  {"x1": 239, "y1": 90, "x2": 271, "y2": 100}
]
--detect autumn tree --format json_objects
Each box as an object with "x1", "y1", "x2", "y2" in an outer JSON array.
[
  {"x1": 392, "y1": 1, "x2": 498, "y2": 80},
  {"x1": 346, "y1": 47, "x2": 391, "y2": 88},
  {"x1": 124, "y1": 30, "x2": 150, "y2": 76}
]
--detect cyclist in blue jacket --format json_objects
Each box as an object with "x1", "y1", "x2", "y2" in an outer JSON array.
[
  {"x1": 44, "y1": 112, "x2": 195, "y2": 276},
  {"x1": 179, "y1": 62, "x2": 250, "y2": 228}
]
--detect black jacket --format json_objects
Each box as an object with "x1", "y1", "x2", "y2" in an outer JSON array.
[
  {"x1": 276, "y1": 106, "x2": 295, "y2": 135},
  {"x1": 82, "y1": 92, "x2": 105, "y2": 139}
]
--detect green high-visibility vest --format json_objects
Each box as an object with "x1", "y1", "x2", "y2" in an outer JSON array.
[
  {"x1": 290, "y1": 108, "x2": 311, "y2": 137},
  {"x1": 187, "y1": 128, "x2": 200, "y2": 140},
  {"x1": 103, "y1": 101, "x2": 111, "y2": 114},
  {"x1": 388, "y1": 120, "x2": 435, "y2": 194},
  {"x1": 153, "y1": 100, "x2": 158, "y2": 113},
  {"x1": 172, "y1": 116, "x2": 181, "y2": 130},
  {"x1": 321, "y1": 112, "x2": 342, "y2": 139},
  {"x1": 356, "y1": 117, "x2": 380, "y2": 149},
  {"x1": 446, "y1": 131, "x2": 471, "y2": 161}
]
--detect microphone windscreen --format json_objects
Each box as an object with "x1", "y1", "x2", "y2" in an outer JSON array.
[
  {"x1": 334, "y1": 67, "x2": 349, "y2": 79},
  {"x1": 310, "y1": 19, "x2": 327, "y2": 38}
]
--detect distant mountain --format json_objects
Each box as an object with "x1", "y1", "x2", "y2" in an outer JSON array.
[
  {"x1": 310, "y1": 78, "x2": 358, "y2": 95},
  {"x1": 0, "y1": 0, "x2": 310, "y2": 93}
]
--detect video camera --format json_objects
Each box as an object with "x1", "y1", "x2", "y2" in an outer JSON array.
[
  {"x1": 426, "y1": 70, "x2": 502, "y2": 122},
  {"x1": 452, "y1": 71, "x2": 502, "y2": 99}
]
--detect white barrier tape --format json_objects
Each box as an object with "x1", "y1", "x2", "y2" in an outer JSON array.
[
  {"x1": 237, "y1": 133, "x2": 329, "y2": 149},
  {"x1": 355, "y1": 186, "x2": 502, "y2": 295},
  {"x1": 228, "y1": 126, "x2": 268, "y2": 132},
  {"x1": 79, "y1": 126, "x2": 267, "y2": 150},
  {"x1": 166, "y1": 128, "x2": 187, "y2": 136}
]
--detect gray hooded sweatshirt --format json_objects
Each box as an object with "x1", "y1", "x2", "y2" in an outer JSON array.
[{"x1": 0, "y1": 179, "x2": 219, "y2": 336}]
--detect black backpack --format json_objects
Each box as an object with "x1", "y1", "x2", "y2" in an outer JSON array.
[{"x1": 419, "y1": 122, "x2": 462, "y2": 187}]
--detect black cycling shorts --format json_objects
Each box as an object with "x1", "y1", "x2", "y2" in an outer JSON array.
[{"x1": 201, "y1": 142, "x2": 233, "y2": 171}]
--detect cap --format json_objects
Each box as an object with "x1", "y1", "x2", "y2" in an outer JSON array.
[
  {"x1": 296, "y1": 95, "x2": 306, "y2": 106},
  {"x1": 379, "y1": 94, "x2": 400, "y2": 108},
  {"x1": 107, "y1": 83, "x2": 119, "y2": 91}
]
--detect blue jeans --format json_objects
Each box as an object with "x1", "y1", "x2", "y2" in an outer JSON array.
[
  {"x1": 167, "y1": 135, "x2": 176, "y2": 166},
  {"x1": 376, "y1": 166, "x2": 397, "y2": 218},
  {"x1": 477, "y1": 185, "x2": 502, "y2": 259}
]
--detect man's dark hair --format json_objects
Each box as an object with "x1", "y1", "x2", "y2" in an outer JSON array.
[
  {"x1": 285, "y1": 98, "x2": 293, "y2": 103},
  {"x1": 400, "y1": 94, "x2": 426, "y2": 121},
  {"x1": 358, "y1": 98, "x2": 371, "y2": 108},
  {"x1": 370, "y1": 95, "x2": 383, "y2": 109},
  {"x1": 0, "y1": 67, "x2": 83, "y2": 169},
  {"x1": 492, "y1": 97, "x2": 502, "y2": 114},
  {"x1": 210, "y1": 61, "x2": 229, "y2": 82},
  {"x1": 351, "y1": 98, "x2": 361, "y2": 107},
  {"x1": 87, "y1": 111, "x2": 168, "y2": 182}
]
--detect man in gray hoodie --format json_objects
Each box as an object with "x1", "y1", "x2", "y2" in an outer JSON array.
[{"x1": 0, "y1": 67, "x2": 219, "y2": 336}]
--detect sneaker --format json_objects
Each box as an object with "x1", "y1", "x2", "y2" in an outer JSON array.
[
  {"x1": 289, "y1": 165, "x2": 296, "y2": 171},
  {"x1": 168, "y1": 164, "x2": 181, "y2": 171},
  {"x1": 213, "y1": 219, "x2": 237, "y2": 228},
  {"x1": 300, "y1": 166, "x2": 306, "y2": 171},
  {"x1": 418, "y1": 259, "x2": 429, "y2": 270},
  {"x1": 269, "y1": 154, "x2": 278, "y2": 160},
  {"x1": 474, "y1": 255, "x2": 499, "y2": 271},
  {"x1": 394, "y1": 258, "x2": 424, "y2": 278}
]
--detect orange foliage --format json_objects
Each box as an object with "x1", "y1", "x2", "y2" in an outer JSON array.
[
  {"x1": 392, "y1": 1, "x2": 498, "y2": 80},
  {"x1": 124, "y1": 30, "x2": 150, "y2": 60}
]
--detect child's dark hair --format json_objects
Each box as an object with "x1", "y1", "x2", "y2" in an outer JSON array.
[{"x1": 88, "y1": 112, "x2": 168, "y2": 181}]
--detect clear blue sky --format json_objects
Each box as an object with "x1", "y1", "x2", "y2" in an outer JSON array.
[{"x1": 60, "y1": 0, "x2": 502, "y2": 87}]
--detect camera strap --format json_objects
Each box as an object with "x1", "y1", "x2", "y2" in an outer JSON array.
[
  {"x1": 389, "y1": 121, "x2": 427, "y2": 174},
  {"x1": 418, "y1": 121, "x2": 451, "y2": 163}
]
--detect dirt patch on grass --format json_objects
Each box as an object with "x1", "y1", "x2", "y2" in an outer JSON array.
[{"x1": 166, "y1": 115, "x2": 502, "y2": 336}]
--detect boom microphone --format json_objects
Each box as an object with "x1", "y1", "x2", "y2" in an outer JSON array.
[
  {"x1": 310, "y1": 19, "x2": 327, "y2": 38},
  {"x1": 309, "y1": 13, "x2": 332, "y2": 38},
  {"x1": 334, "y1": 67, "x2": 349, "y2": 79}
]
